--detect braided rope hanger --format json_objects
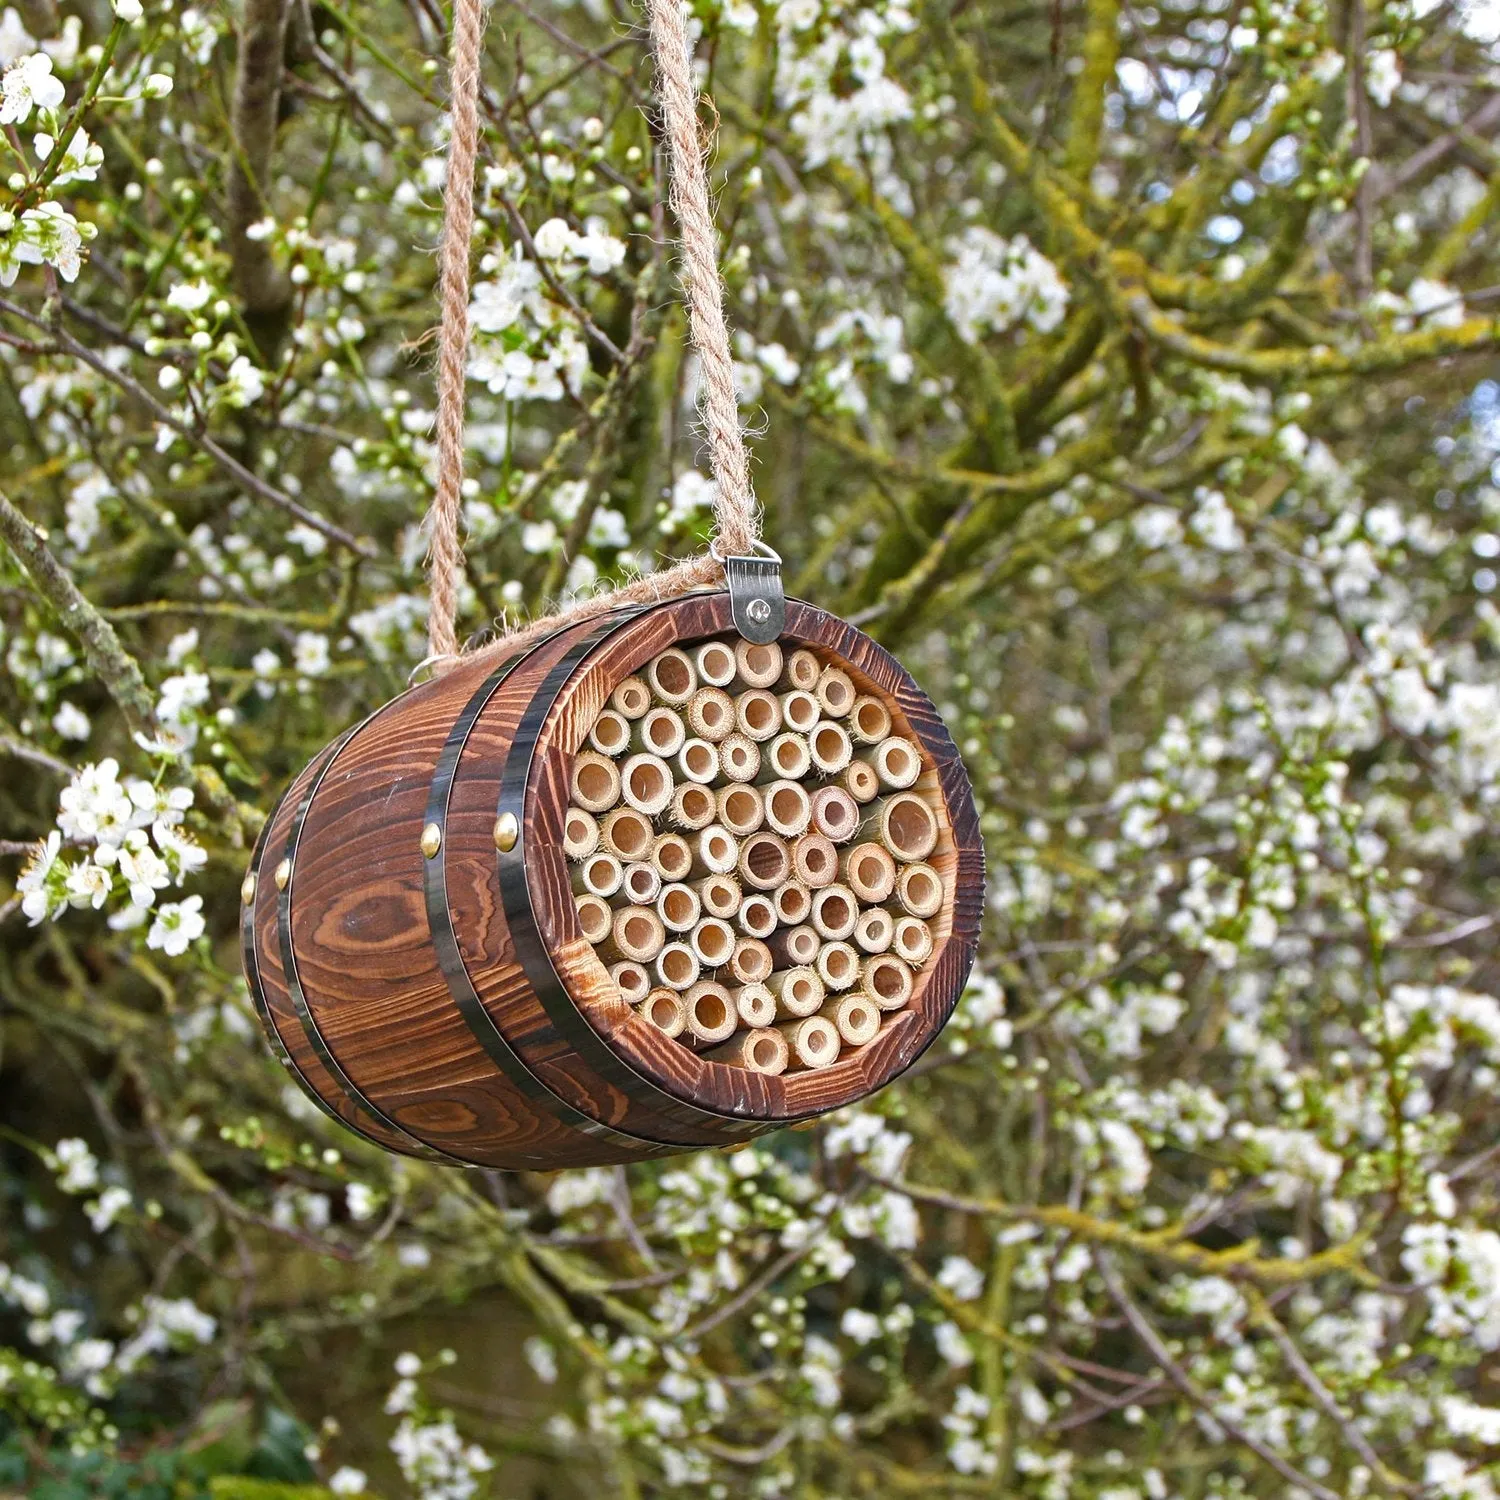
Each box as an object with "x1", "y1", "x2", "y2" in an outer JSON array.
[{"x1": 424, "y1": 0, "x2": 762, "y2": 669}]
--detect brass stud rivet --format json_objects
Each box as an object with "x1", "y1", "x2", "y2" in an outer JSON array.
[
  {"x1": 492, "y1": 812, "x2": 519, "y2": 853},
  {"x1": 241, "y1": 872, "x2": 257, "y2": 905},
  {"x1": 421, "y1": 822, "x2": 443, "y2": 859},
  {"x1": 273, "y1": 858, "x2": 291, "y2": 891}
]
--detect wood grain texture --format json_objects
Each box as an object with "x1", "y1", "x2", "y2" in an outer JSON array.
[
  {"x1": 286, "y1": 649, "x2": 648, "y2": 1168},
  {"x1": 248, "y1": 736, "x2": 440, "y2": 1161},
  {"x1": 240, "y1": 744, "x2": 396, "y2": 1151},
  {"x1": 241, "y1": 589, "x2": 983, "y2": 1168}
]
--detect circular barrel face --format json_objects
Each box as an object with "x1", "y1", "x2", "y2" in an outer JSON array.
[{"x1": 525, "y1": 593, "x2": 983, "y2": 1125}]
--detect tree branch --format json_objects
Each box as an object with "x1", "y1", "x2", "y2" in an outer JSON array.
[
  {"x1": 228, "y1": 0, "x2": 296, "y2": 341},
  {"x1": 0, "y1": 490, "x2": 157, "y2": 726}
]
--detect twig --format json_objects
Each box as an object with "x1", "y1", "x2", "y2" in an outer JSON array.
[
  {"x1": 0, "y1": 299, "x2": 374, "y2": 556},
  {"x1": 1095, "y1": 1250, "x2": 1343, "y2": 1500},
  {"x1": 1389, "y1": 911, "x2": 1496, "y2": 948},
  {"x1": 1246, "y1": 1288, "x2": 1416, "y2": 1494}
]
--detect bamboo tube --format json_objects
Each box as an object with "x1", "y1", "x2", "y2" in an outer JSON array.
[
  {"x1": 816, "y1": 665, "x2": 855, "y2": 719},
  {"x1": 621, "y1": 862, "x2": 662, "y2": 906},
  {"x1": 859, "y1": 793, "x2": 939, "y2": 863},
  {"x1": 573, "y1": 850, "x2": 623, "y2": 899},
  {"x1": 729, "y1": 936, "x2": 773, "y2": 984},
  {"x1": 809, "y1": 721, "x2": 853, "y2": 778},
  {"x1": 735, "y1": 894, "x2": 777, "y2": 940},
  {"x1": 667, "y1": 783, "x2": 715, "y2": 832},
  {"x1": 833, "y1": 993, "x2": 881, "y2": 1046},
  {"x1": 611, "y1": 676, "x2": 650, "y2": 720},
  {"x1": 677, "y1": 738, "x2": 720, "y2": 785},
  {"x1": 767, "y1": 965, "x2": 825, "y2": 1018},
  {"x1": 892, "y1": 916, "x2": 934, "y2": 966},
  {"x1": 763, "y1": 780, "x2": 811, "y2": 838},
  {"x1": 642, "y1": 988, "x2": 686, "y2": 1037},
  {"x1": 686, "y1": 687, "x2": 734, "y2": 743},
  {"x1": 693, "y1": 872, "x2": 742, "y2": 921},
  {"x1": 694, "y1": 639, "x2": 737, "y2": 688},
  {"x1": 817, "y1": 940, "x2": 861, "y2": 993},
  {"x1": 778, "y1": 690, "x2": 821, "y2": 736},
  {"x1": 655, "y1": 942, "x2": 701, "y2": 991},
  {"x1": 574, "y1": 892, "x2": 613, "y2": 945},
  {"x1": 738, "y1": 831, "x2": 791, "y2": 892},
  {"x1": 810, "y1": 883, "x2": 859, "y2": 942},
  {"x1": 768, "y1": 923, "x2": 820, "y2": 969},
  {"x1": 774, "y1": 879, "x2": 812, "y2": 927},
  {"x1": 684, "y1": 981, "x2": 737, "y2": 1044},
  {"x1": 791, "y1": 832, "x2": 838, "y2": 889},
  {"x1": 842, "y1": 840, "x2": 897, "y2": 903},
  {"x1": 600, "y1": 807, "x2": 654, "y2": 862},
  {"x1": 777, "y1": 1015, "x2": 840, "y2": 1069},
  {"x1": 861, "y1": 735, "x2": 922, "y2": 791},
  {"x1": 609, "y1": 962, "x2": 651, "y2": 1005},
  {"x1": 895, "y1": 861, "x2": 943, "y2": 918},
  {"x1": 634, "y1": 706, "x2": 687, "y2": 759},
  {"x1": 656, "y1": 881, "x2": 701, "y2": 934},
  {"x1": 716, "y1": 783, "x2": 765, "y2": 837},
  {"x1": 563, "y1": 807, "x2": 600, "y2": 860},
  {"x1": 854, "y1": 906, "x2": 895, "y2": 954},
  {"x1": 646, "y1": 648, "x2": 696, "y2": 705},
  {"x1": 780, "y1": 648, "x2": 820, "y2": 693},
  {"x1": 606, "y1": 906, "x2": 666, "y2": 964},
  {"x1": 759, "y1": 731, "x2": 812, "y2": 783},
  {"x1": 620, "y1": 753, "x2": 674, "y2": 816},
  {"x1": 840, "y1": 760, "x2": 881, "y2": 805},
  {"x1": 717, "y1": 732, "x2": 761, "y2": 783},
  {"x1": 707, "y1": 1025, "x2": 789, "y2": 1075},
  {"x1": 847, "y1": 694, "x2": 893, "y2": 746},
  {"x1": 733, "y1": 639, "x2": 782, "y2": 689},
  {"x1": 861, "y1": 954, "x2": 914, "y2": 1011},
  {"x1": 810, "y1": 785, "x2": 859, "y2": 844},
  {"x1": 732, "y1": 982, "x2": 777, "y2": 1030},
  {"x1": 651, "y1": 832, "x2": 693, "y2": 883},
  {"x1": 691, "y1": 825, "x2": 739, "y2": 878},
  {"x1": 690, "y1": 916, "x2": 736, "y2": 969},
  {"x1": 588, "y1": 708, "x2": 633, "y2": 758},
  {"x1": 570, "y1": 751, "x2": 621, "y2": 813},
  {"x1": 735, "y1": 689, "x2": 782, "y2": 742}
]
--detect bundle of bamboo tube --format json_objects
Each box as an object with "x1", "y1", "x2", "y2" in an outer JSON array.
[{"x1": 567, "y1": 636, "x2": 944, "y2": 1076}]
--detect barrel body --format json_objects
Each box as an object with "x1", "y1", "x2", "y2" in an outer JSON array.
[{"x1": 241, "y1": 593, "x2": 984, "y2": 1168}]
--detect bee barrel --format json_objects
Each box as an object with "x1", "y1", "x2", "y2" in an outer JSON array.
[{"x1": 241, "y1": 593, "x2": 984, "y2": 1168}]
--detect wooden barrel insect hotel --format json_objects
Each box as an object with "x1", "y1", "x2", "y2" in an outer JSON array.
[{"x1": 241, "y1": 593, "x2": 983, "y2": 1168}]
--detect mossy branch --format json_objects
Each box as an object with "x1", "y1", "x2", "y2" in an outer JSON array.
[
  {"x1": 885, "y1": 1175, "x2": 1377, "y2": 1286},
  {"x1": 0, "y1": 489, "x2": 157, "y2": 726}
]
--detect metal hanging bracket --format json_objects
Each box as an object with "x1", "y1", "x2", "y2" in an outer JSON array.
[{"x1": 713, "y1": 539, "x2": 785, "y2": 644}]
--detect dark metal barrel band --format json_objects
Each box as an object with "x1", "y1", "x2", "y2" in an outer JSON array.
[
  {"x1": 277, "y1": 719, "x2": 469, "y2": 1168},
  {"x1": 240, "y1": 748, "x2": 391, "y2": 1153},
  {"x1": 496, "y1": 602, "x2": 772, "y2": 1142},
  {"x1": 425, "y1": 625, "x2": 681, "y2": 1156}
]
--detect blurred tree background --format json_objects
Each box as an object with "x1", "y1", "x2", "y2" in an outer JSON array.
[{"x1": 2, "y1": 0, "x2": 1500, "y2": 1493}]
